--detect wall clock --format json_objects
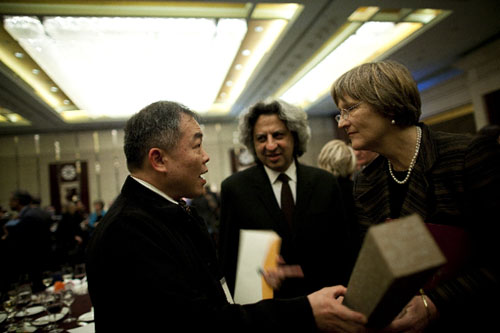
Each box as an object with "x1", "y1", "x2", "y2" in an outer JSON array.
[{"x1": 61, "y1": 164, "x2": 77, "y2": 181}]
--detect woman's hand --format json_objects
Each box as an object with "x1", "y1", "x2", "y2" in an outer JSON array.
[{"x1": 380, "y1": 294, "x2": 438, "y2": 333}]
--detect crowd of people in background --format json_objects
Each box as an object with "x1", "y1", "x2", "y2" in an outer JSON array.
[
  {"x1": 0, "y1": 187, "x2": 223, "y2": 296},
  {"x1": 0, "y1": 192, "x2": 108, "y2": 294}
]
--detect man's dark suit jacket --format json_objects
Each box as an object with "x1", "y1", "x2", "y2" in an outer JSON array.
[
  {"x1": 86, "y1": 176, "x2": 315, "y2": 332},
  {"x1": 219, "y1": 161, "x2": 354, "y2": 298}
]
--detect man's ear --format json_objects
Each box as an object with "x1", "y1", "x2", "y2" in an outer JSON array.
[{"x1": 148, "y1": 148, "x2": 168, "y2": 172}]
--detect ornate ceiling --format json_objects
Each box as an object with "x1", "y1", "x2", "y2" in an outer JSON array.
[{"x1": 0, "y1": 0, "x2": 499, "y2": 135}]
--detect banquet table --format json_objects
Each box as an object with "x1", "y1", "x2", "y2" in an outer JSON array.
[{"x1": 1, "y1": 292, "x2": 93, "y2": 333}]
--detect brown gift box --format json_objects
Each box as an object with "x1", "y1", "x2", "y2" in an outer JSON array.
[{"x1": 343, "y1": 214, "x2": 446, "y2": 328}]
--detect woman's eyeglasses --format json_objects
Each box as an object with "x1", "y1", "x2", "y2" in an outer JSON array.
[{"x1": 335, "y1": 102, "x2": 362, "y2": 122}]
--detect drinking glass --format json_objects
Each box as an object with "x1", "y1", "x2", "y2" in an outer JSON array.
[
  {"x1": 62, "y1": 266, "x2": 74, "y2": 283},
  {"x1": 62, "y1": 289, "x2": 76, "y2": 323},
  {"x1": 42, "y1": 292, "x2": 63, "y2": 333},
  {"x1": 16, "y1": 284, "x2": 32, "y2": 318},
  {"x1": 74, "y1": 263, "x2": 86, "y2": 280},
  {"x1": 2, "y1": 296, "x2": 18, "y2": 332},
  {"x1": 42, "y1": 271, "x2": 54, "y2": 289}
]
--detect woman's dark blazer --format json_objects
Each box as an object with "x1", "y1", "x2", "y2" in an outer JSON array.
[{"x1": 354, "y1": 124, "x2": 500, "y2": 330}]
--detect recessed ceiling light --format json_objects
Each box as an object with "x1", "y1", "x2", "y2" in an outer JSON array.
[
  {"x1": 226, "y1": 80, "x2": 233, "y2": 87},
  {"x1": 4, "y1": 15, "x2": 248, "y2": 116},
  {"x1": 50, "y1": 86, "x2": 58, "y2": 92},
  {"x1": 235, "y1": 64, "x2": 243, "y2": 70},
  {"x1": 6, "y1": 114, "x2": 19, "y2": 122},
  {"x1": 63, "y1": 99, "x2": 70, "y2": 105},
  {"x1": 242, "y1": 49, "x2": 251, "y2": 56},
  {"x1": 255, "y1": 26, "x2": 264, "y2": 32},
  {"x1": 14, "y1": 52, "x2": 23, "y2": 58},
  {"x1": 32, "y1": 69, "x2": 40, "y2": 75}
]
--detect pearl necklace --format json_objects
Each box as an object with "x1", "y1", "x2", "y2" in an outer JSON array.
[{"x1": 388, "y1": 126, "x2": 422, "y2": 185}]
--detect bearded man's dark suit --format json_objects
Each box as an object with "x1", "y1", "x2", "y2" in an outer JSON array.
[
  {"x1": 86, "y1": 176, "x2": 315, "y2": 332},
  {"x1": 219, "y1": 161, "x2": 354, "y2": 298}
]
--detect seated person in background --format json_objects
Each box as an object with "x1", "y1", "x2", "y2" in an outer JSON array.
[
  {"x1": 86, "y1": 100, "x2": 367, "y2": 332},
  {"x1": 190, "y1": 186, "x2": 220, "y2": 246},
  {"x1": 331, "y1": 60, "x2": 500, "y2": 332},
  {"x1": 219, "y1": 99, "x2": 354, "y2": 298},
  {"x1": 55, "y1": 202, "x2": 86, "y2": 267},
  {"x1": 87, "y1": 199, "x2": 106, "y2": 229},
  {"x1": 4, "y1": 190, "x2": 51, "y2": 291},
  {"x1": 0, "y1": 206, "x2": 11, "y2": 239},
  {"x1": 0, "y1": 206, "x2": 13, "y2": 292}
]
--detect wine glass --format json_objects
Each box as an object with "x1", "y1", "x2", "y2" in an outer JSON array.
[
  {"x1": 42, "y1": 292, "x2": 63, "y2": 333},
  {"x1": 2, "y1": 296, "x2": 18, "y2": 332},
  {"x1": 16, "y1": 284, "x2": 32, "y2": 319},
  {"x1": 62, "y1": 288, "x2": 76, "y2": 323},
  {"x1": 42, "y1": 271, "x2": 54, "y2": 290},
  {"x1": 74, "y1": 263, "x2": 86, "y2": 280},
  {"x1": 62, "y1": 266, "x2": 74, "y2": 283}
]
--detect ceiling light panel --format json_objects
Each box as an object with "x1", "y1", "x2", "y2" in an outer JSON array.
[
  {"x1": 0, "y1": 2, "x2": 302, "y2": 122},
  {"x1": 277, "y1": 7, "x2": 450, "y2": 110},
  {"x1": 280, "y1": 21, "x2": 422, "y2": 107},
  {"x1": 4, "y1": 15, "x2": 247, "y2": 119}
]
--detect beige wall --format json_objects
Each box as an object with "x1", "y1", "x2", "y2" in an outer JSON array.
[
  {"x1": 0, "y1": 131, "x2": 129, "y2": 211},
  {"x1": 0, "y1": 116, "x2": 337, "y2": 211},
  {"x1": 420, "y1": 38, "x2": 500, "y2": 130}
]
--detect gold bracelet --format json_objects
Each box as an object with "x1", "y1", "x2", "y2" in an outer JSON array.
[{"x1": 419, "y1": 288, "x2": 431, "y2": 322}]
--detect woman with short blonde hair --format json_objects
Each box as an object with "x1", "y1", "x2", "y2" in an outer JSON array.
[{"x1": 317, "y1": 139, "x2": 356, "y2": 178}]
